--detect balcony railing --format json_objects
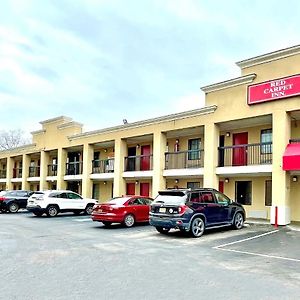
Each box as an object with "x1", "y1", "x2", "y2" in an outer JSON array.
[
  {"x1": 66, "y1": 161, "x2": 83, "y2": 175},
  {"x1": 29, "y1": 166, "x2": 40, "y2": 177},
  {"x1": 48, "y1": 164, "x2": 58, "y2": 176},
  {"x1": 289, "y1": 139, "x2": 300, "y2": 143},
  {"x1": 92, "y1": 159, "x2": 114, "y2": 173},
  {"x1": 124, "y1": 155, "x2": 153, "y2": 171},
  {"x1": 165, "y1": 150, "x2": 204, "y2": 169},
  {"x1": 13, "y1": 167, "x2": 22, "y2": 178},
  {"x1": 0, "y1": 169, "x2": 7, "y2": 179},
  {"x1": 218, "y1": 142, "x2": 272, "y2": 167}
]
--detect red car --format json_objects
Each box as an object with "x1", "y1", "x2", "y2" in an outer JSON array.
[{"x1": 91, "y1": 195, "x2": 153, "y2": 227}]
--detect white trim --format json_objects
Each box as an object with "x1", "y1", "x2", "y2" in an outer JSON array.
[
  {"x1": 31, "y1": 129, "x2": 46, "y2": 135},
  {"x1": 90, "y1": 173, "x2": 114, "y2": 180},
  {"x1": 58, "y1": 121, "x2": 83, "y2": 130},
  {"x1": 0, "y1": 179, "x2": 6, "y2": 183},
  {"x1": 122, "y1": 171, "x2": 153, "y2": 179},
  {"x1": 46, "y1": 176, "x2": 57, "y2": 181},
  {"x1": 11, "y1": 178, "x2": 22, "y2": 183},
  {"x1": 63, "y1": 175, "x2": 83, "y2": 181},
  {"x1": 163, "y1": 168, "x2": 204, "y2": 177},
  {"x1": 39, "y1": 116, "x2": 72, "y2": 125},
  {"x1": 27, "y1": 177, "x2": 40, "y2": 182},
  {"x1": 236, "y1": 44, "x2": 300, "y2": 69},
  {"x1": 216, "y1": 165, "x2": 272, "y2": 175},
  {"x1": 201, "y1": 74, "x2": 256, "y2": 93},
  {"x1": 69, "y1": 106, "x2": 217, "y2": 140}
]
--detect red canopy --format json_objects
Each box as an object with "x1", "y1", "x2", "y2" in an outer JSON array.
[{"x1": 282, "y1": 143, "x2": 300, "y2": 171}]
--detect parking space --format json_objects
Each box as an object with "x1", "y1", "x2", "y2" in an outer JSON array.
[{"x1": 1, "y1": 212, "x2": 300, "y2": 300}]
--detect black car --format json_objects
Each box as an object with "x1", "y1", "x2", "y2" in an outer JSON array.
[
  {"x1": 149, "y1": 188, "x2": 246, "y2": 238},
  {"x1": 0, "y1": 190, "x2": 34, "y2": 213}
]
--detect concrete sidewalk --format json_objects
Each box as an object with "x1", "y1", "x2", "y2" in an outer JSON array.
[{"x1": 246, "y1": 218, "x2": 300, "y2": 231}]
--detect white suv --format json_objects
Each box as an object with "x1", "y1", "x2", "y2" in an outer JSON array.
[{"x1": 26, "y1": 190, "x2": 97, "y2": 217}]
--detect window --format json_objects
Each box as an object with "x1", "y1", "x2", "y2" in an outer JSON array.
[
  {"x1": 215, "y1": 191, "x2": 230, "y2": 205},
  {"x1": 265, "y1": 180, "x2": 272, "y2": 206},
  {"x1": 261, "y1": 129, "x2": 272, "y2": 154},
  {"x1": 187, "y1": 182, "x2": 200, "y2": 189},
  {"x1": 68, "y1": 192, "x2": 82, "y2": 199},
  {"x1": 188, "y1": 139, "x2": 201, "y2": 160},
  {"x1": 190, "y1": 192, "x2": 201, "y2": 203},
  {"x1": 200, "y1": 192, "x2": 214, "y2": 203}
]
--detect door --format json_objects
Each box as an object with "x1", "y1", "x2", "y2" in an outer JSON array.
[
  {"x1": 126, "y1": 183, "x2": 135, "y2": 195},
  {"x1": 141, "y1": 145, "x2": 151, "y2": 171},
  {"x1": 233, "y1": 132, "x2": 248, "y2": 166},
  {"x1": 218, "y1": 181, "x2": 224, "y2": 193},
  {"x1": 219, "y1": 135, "x2": 225, "y2": 167},
  {"x1": 235, "y1": 181, "x2": 252, "y2": 205},
  {"x1": 140, "y1": 183, "x2": 150, "y2": 197},
  {"x1": 127, "y1": 147, "x2": 136, "y2": 171},
  {"x1": 67, "y1": 182, "x2": 79, "y2": 194}
]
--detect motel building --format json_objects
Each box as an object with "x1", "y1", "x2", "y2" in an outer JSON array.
[{"x1": 1, "y1": 45, "x2": 300, "y2": 225}]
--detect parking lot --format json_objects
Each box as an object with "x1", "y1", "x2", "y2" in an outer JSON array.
[{"x1": 1, "y1": 211, "x2": 300, "y2": 300}]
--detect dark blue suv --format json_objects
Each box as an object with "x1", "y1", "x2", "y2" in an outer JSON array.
[{"x1": 149, "y1": 188, "x2": 245, "y2": 238}]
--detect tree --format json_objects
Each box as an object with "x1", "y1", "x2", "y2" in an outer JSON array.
[{"x1": 0, "y1": 129, "x2": 30, "y2": 150}]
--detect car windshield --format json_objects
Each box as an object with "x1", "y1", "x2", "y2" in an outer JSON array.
[
  {"x1": 108, "y1": 197, "x2": 131, "y2": 205},
  {"x1": 1, "y1": 191, "x2": 16, "y2": 197},
  {"x1": 153, "y1": 191, "x2": 187, "y2": 205}
]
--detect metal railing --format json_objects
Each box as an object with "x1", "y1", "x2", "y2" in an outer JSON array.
[
  {"x1": 124, "y1": 155, "x2": 153, "y2": 171},
  {"x1": 218, "y1": 142, "x2": 272, "y2": 167},
  {"x1": 29, "y1": 166, "x2": 40, "y2": 177},
  {"x1": 92, "y1": 159, "x2": 114, "y2": 173},
  {"x1": 0, "y1": 169, "x2": 7, "y2": 179},
  {"x1": 13, "y1": 167, "x2": 22, "y2": 178},
  {"x1": 66, "y1": 161, "x2": 83, "y2": 175},
  {"x1": 165, "y1": 150, "x2": 204, "y2": 169},
  {"x1": 48, "y1": 164, "x2": 58, "y2": 176}
]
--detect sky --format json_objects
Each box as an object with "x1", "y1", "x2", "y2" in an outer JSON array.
[{"x1": 1, "y1": 0, "x2": 300, "y2": 138}]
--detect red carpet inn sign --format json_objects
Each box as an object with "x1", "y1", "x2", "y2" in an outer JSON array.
[{"x1": 248, "y1": 74, "x2": 300, "y2": 104}]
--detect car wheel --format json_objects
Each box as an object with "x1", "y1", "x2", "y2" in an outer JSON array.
[
  {"x1": 33, "y1": 212, "x2": 43, "y2": 217},
  {"x1": 46, "y1": 205, "x2": 59, "y2": 217},
  {"x1": 189, "y1": 217, "x2": 205, "y2": 238},
  {"x1": 233, "y1": 212, "x2": 244, "y2": 229},
  {"x1": 8, "y1": 202, "x2": 19, "y2": 213},
  {"x1": 123, "y1": 214, "x2": 135, "y2": 227},
  {"x1": 102, "y1": 221, "x2": 112, "y2": 227},
  {"x1": 84, "y1": 204, "x2": 94, "y2": 215},
  {"x1": 155, "y1": 227, "x2": 170, "y2": 234}
]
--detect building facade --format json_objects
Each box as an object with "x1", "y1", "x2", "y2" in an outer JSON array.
[{"x1": 1, "y1": 45, "x2": 300, "y2": 225}]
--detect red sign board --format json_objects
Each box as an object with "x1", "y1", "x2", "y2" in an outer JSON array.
[{"x1": 248, "y1": 74, "x2": 300, "y2": 105}]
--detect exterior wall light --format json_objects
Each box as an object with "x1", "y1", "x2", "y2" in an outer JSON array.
[
  {"x1": 226, "y1": 132, "x2": 231, "y2": 137},
  {"x1": 135, "y1": 180, "x2": 139, "y2": 185},
  {"x1": 225, "y1": 178, "x2": 230, "y2": 183},
  {"x1": 292, "y1": 176, "x2": 298, "y2": 182},
  {"x1": 175, "y1": 179, "x2": 179, "y2": 184},
  {"x1": 103, "y1": 181, "x2": 107, "y2": 185}
]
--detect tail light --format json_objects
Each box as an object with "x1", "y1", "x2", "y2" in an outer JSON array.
[
  {"x1": 0, "y1": 197, "x2": 6, "y2": 201},
  {"x1": 178, "y1": 205, "x2": 188, "y2": 215}
]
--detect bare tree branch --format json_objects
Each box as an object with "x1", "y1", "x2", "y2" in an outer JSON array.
[{"x1": 0, "y1": 129, "x2": 30, "y2": 150}]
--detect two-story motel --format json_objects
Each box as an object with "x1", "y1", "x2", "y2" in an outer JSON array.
[{"x1": 1, "y1": 45, "x2": 300, "y2": 225}]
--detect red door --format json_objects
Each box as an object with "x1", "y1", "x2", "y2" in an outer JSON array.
[
  {"x1": 218, "y1": 181, "x2": 224, "y2": 193},
  {"x1": 126, "y1": 183, "x2": 135, "y2": 195},
  {"x1": 141, "y1": 145, "x2": 151, "y2": 171},
  {"x1": 233, "y1": 133, "x2": 248, "y2": 166},
  {"x1": 140, "y1": 183, "x2": 150, "y2": 196}
]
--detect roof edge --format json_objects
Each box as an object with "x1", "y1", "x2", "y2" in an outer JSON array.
[
  {"x1": 201, "y1": 74, "x2": 256, "y2": 93},
  {"x1": 39, "y1": 116, "x2": 72, "y2": 125},
  {"x1": 236, "y1": 45, "x2": 300, "y2": 69}
]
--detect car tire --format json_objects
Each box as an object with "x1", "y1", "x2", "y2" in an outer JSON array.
[
  {"x1": 46, "y1": 205, "x2": 59, "y2": 217},
  {"x1": 233, "y1": 212, "x2": 244, "y2": 229},
  {"x1": 155, "y1": 227, "x2": 170, "y2": 234},
  {"x1": 33, "y1": 212, "x2": 43, "y2": 217},
  {"x1": 102, "y1": 221, "x2": 112, "y2": 227},
  {"x1": 8, "y1": 202, "x2": 19, "y2": 213},
  {"x1": 123, "y1": 214, "x2": 135, "y2": 227},
  {"x1": 84, "y1": 204, "x2": 94, "y2": 215},
  {"x1": 189, "y1": 217, "x2": 205, "y2": 238}
]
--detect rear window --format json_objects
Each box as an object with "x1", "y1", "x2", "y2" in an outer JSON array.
[
  {"x1": 108, "y1": 197, "x2": 131, "y2": 205},
  {"x1": 153, "y1": 192, "x2": 187, "y2": 205},
  {"x1": 3, "y1": 191, "x2": 17, "y2": 197}
]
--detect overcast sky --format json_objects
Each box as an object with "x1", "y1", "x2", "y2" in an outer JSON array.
[{"x1": 1, "y1": 0, "x2": 300, "y2": 136}]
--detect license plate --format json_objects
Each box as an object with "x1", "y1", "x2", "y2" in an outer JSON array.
[
  {"x1": 98, "y1": 209, "x2": 102, "y2": 212},
  {"x1": 159, "y1": 207, "x2": 166, "y2": 213}
]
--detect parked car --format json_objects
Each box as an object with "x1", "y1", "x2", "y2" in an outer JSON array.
[
  {"x1": 149, "y1": 188, "x2": 245, "y2": 238},
  {"x1": 0, "y1": 190, "x2": 34, "y2": 213},
  {"x1": 26, "y1": 190, "x2": 97, "y2": 217},
  {"x1": 91, "y1": 195, "x2": 153, "y2": 227}
]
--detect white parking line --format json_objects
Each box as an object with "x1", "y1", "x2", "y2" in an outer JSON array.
[
  {"x1": 73, "y1": 218, "x2": 92, "y2": 222},
  {"x1": 214, "y1": 229, "x2": 300, "y2": 263},
  {"x1": 214, "y1": 230, "x2": 279, "y2": 249}
]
